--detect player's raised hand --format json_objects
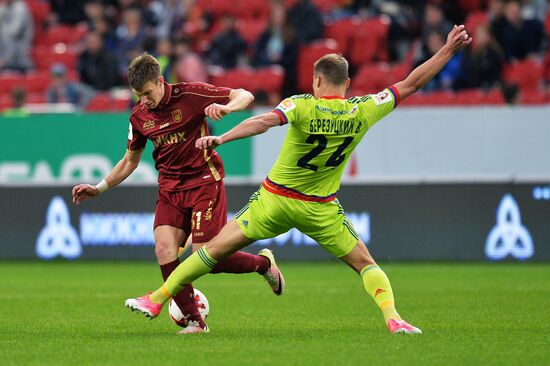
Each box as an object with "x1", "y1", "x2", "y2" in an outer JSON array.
[
  {"x1": 196, "y1": 136, "x2": 223, "y2": 150},
  {"x1": 204, "y1": 103, "x2": 231, "y2": 121},
  {"x1": 72, "y1": 184, "x2": 99, "y2": 205},
  {"x1": 446, "y1": 25, "x2": 472, "y2": 54}
]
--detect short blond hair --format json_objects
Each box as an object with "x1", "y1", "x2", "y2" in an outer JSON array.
[{"x1": 313, "y1": 53, "x2": 349, "y2": 85}]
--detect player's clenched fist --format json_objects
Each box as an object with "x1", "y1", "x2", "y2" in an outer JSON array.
[
  {"x1": 72, "y1": 184, "x2": 99, "y2": 205},
  {"x1": 196, "y1": 136, "x2": 223, "y2": 150},
  {"x1": 204, "y1": 103, "x2": 231, "y2": 121}
]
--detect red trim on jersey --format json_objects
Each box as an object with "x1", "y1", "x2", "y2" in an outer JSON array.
[
  {"x1": 262, "y1": 177, "x2": 337, "y2": 203},
  {"x1": 321, "y1": 95, "x2": 346, "y2": 99},
  {"x1": 159, "y1": 82, "x2": 173, "y2": 106},
  {"x1": 272, "y1": 109, "x2": 288, "y2": 125},
  {"x1": 388, "y1": 85, "x2": 401, "y2": 107}
]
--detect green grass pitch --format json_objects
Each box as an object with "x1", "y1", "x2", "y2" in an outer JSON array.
[{"x1": 1, "y1": 262, "x2": 549, "y2": 365}]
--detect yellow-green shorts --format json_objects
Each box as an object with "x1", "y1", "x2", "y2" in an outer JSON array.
[{"x1": 235, "y1": 186, "x2": 360, "y2": 257}]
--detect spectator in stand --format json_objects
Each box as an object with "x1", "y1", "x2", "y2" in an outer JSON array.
[
  {"x1": 521, "y1": 0, "x2": 547, "y2": 21},
  {"x1": 413, "y1": 31, "x2": 463, "y2": 91},
  {"x1": 78, "y1": 32, "x2": 120, "y2": 91},
  {"x1": 115, "y1": 7, "x2": 147, "y2": 77},
  {"x1": 47, "y1": 63, "x2": 96, "y2": 110},
  {"x1": 155, "y1": 37, "x2": 176, "y2": 83},
  {"x1": 253, "y1": 2, "x2": 299, "y2": 95},
  {"x1": 286, "y1": 0, "x2": 324, "y2": 44},
  {"x1": 455, "y1": 25, "x2": 505, "y2": 90},
  {"x1": 84, "y1": 0, "x2": 106, "y2": 30},
  {"x1": 173, "y1": 37, "x2": 207, "y2": 83},
  {"x1": 208, "y1": 15, "x2": 247, "y2": 69},
  {"x1": 0, "y1": 0, "x2": 34, "y2": 72},
  {"x1": 2, "y1": 86, "x2": 28, "y2": 118},
  {"x1": 493, "y1": 0, "x2": 544, "y2": 61},
  {"x1": 152, "y1": 0, "x2": 186, "y2": 39},
  {"x1": 93, "y1": 16, "x2": 119, "y2": 53},
  {"x1": 48, "y1": 0, "x2": 87, "y2": 25},
  {"x1": 421, "y1": 3, "x2": 453, "y2": 44}
]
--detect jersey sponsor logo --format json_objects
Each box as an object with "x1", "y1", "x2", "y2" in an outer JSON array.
[
  {"x1": 485, "y1": 194, "x2": 534, "y2": 261},
  {"x1": 159, "y1": 122, "x2": 169, "y2": 129},
  {"x1": 172, "y1": 109, "x2": 183, "y2": 123},
  {"x1": 128, "y1": 122, "x2": 133, "y2": 140},
  {"x1": 277, "y1": 99, "x2": 296, "y2": 113},
  {"x1": 153, "y1": 131, "x2": 187, "y2": 148},
  {"x1": 373, "y1": 91, "x2": 392, "y2": 105},
  {"x1": 143, "y1": 120, "x2": 155, "y2": 131}
]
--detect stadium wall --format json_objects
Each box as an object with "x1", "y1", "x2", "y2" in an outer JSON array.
[{"x1": 1, "y1": 184, "x2": 549, "y2": 261}]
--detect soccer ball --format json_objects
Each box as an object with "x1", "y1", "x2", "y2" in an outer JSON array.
[{"x1": 168, "y1": 288, "x2": 209, "y2": 327}]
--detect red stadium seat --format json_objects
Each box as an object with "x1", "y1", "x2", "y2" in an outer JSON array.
[
  {"x1": 521, "y1": 89, "x2": 547, "y2": 105},
  {"x1": 353, "y1": 63, "x2": 391, "y2": 93},
  {"x1": 297, "y1": 39, "x2": 339, "y2": 93},
  {"x1": 85, "y1": 93, "x2": 114, "y2": 112},
  {"x1": 484, "y1": 89, "x2": 505, "y2": 105},
  {"x1": 503, "y1": 60, "x2": 543, "y2": 91},
  {"x1": 24, "y1": 72, "x2": 51, "y2": 93},
  {"x1": 234, "y1": 0, "x2": 270, "y2": 19},
  {"x1": 0, "y1": 73, "x2": 23, "y2": 94},
  {"x1": 26, "y1": 92, "x2": 47, "y2": 104},
  {"x1": 545, "y1": 12, "x2": 550, "y2": 37},
  {"x1": 465, "y1": 11, "x2": 488, "y2": 33},
  {"x1": 236, "y1": 18, "x2": 268, "y2": 45},
  {"x1": 196, "y1": 0, "x2": 234, "y2": 17},
  {"x1": 455, "y1": 89, "x2": 486, "y2": 105},
  {"x1": 349, "y1": 17, "x2": 390, "y2": 65},
  {"x1": 387, "y1": 62, "x2": 411, "y2": 85},
  {"x1": 26, "y1": 0, "x2": 51, "y2": 27},
  {"x1": 421, "y1": 91, "x2": 456, "y2": 106},
  {"x1": 111, "y1": 97, "x2": 132, "y2": 111},
  {"x1": 0, "y1": 99, "x2": 13, "y2": 112},
  {"x1": 32, "y1": 47, "x2": 78, "y2": 71},
  {"x1": 311, "y1": 0, "x2": 339, "y2": 13},
  {"x1": 254, "y1": 66, "x2": 285, "y2": 94},
  {"x1": 544, "y1": 51, "x2": 550, "y2": 82},
  {"x1": 46, "y1": 25, "x2": 87, "y2": 45},
  {"x1": 324, "y1": 17, "x2": 361, "y2": 56}
]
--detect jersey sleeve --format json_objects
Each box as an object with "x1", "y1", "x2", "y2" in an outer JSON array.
[
  {"x1": 360, "y1": 86, "x2": 401, "y2": 128},
  {"x1": 272, "y1": 96, "x2": 303, "y2": 125},
  {"x1": 186, "y1": 82, "x2": 232, "y2": 111},
  {"x1": 127, "y1": 119, "x2": 147, "y2": 151}
]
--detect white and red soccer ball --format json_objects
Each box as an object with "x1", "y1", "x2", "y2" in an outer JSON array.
[{"x1": 168, "y1": 289, "x2": 209, "y2": 327}]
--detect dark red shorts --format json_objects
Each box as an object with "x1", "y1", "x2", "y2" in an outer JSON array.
[{"x1": 154, "y1": 181, "x2": 227, "y2": 243}]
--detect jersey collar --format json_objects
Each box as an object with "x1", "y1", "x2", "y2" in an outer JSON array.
[{"x1": 320, "y1": 95, "x2": 346, "y2": 100}]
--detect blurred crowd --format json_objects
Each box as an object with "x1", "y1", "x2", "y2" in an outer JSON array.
[{"x1": 0, "y1": 0, "x2": 549, "y2": 113}]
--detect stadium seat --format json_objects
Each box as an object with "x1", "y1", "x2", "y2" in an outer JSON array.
[
  {"x1": 26, "y1": 93, "x2": 47, "y2": 104},
  {"x1": 0, "y1": 73, "x2": 23, "y2": 94},
  {"x1": 26, "y1": 0, "x2": 51, "y2": 27},
  {"x1": 24, "y1": 72, "x2": 51, "y2": 93},
  {"x1": 420, "y1": 91, "x2": 456, "y2": 106},
  {"x1": 465, "y1": 11, "x2": 489, "y2": 33},
  {"x1": 0, "y1": 99, "x2": 13, "y2": 112},
  {"x1": 311, "y1": 0, "x2": 340, "y2": 13},
  {"x1": 503, "y1": 60, "x2": 543, "y2": 91},
  {"x1": 254, "y1": 65, "x2": 285, "y2": 94},
  {"x1": 32, "y1": 47, "x2": 78, "y2": 71},
  {"x1": 297, "y1": 39, "x2": 339, "y2": 92},
  {"x1": 349, "y1": 17, "x2": 390, "y2": 65},
  {"x1": 455, "y1": 89, "x2": 486, "y2": 105},
  {"x1": 545, "y1": 12, "x2": 550, "y2": 38},
  {"x1": 233, "y1": 0, "x2": 270, "y2": 19},
  {"x1": 353, "y1": 63, "x2": 391, "y2": 93},
  {"x1": 544, "y1": 51, "x2": 550, "y2": 83},
  {"x1": 521, "y1": 89, "x2": 547, "y2": 105},
  {"x1": 85, "y1": 93, "x2": 113, "y2": 112},
  {"x1": 324, "y1": 17, "x2": 361, "y2": 56},
  {"x1": 484, "y1": 89, "x2": 505, "y2": 105},
  {"x1": 458, "y1": 0, "x2": 485, "y2": 13},
  {"x1": 196, "y1": 0, "x2": 234, "y2": 17},
  {"x1": 236, "y1": 18, "x2": 268, "y2": 46},
  {"x1": 387, "y1": 62, "x2": 411, "y2": 85},
  {"x1": 46, "y1": 24, "x2": 88, "y2": 45}
]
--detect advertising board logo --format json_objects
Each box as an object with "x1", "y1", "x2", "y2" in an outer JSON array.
[
  {"x1": 485, "y1": 194, "x2": 533, "y2": 261},
  {"x1": 36, "y1": 196, "x2": 81, "y2": 260}
]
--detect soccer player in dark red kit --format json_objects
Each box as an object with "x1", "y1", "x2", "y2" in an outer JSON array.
[{"x1": 71, "y1": 54, "x2": 285, "y2": 334}]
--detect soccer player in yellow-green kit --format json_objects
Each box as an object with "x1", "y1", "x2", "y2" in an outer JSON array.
[{"x1": 125, "y1": 25, "x2": 472, "y2": 334}]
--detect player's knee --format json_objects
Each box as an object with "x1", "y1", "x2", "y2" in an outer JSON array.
[{"x1": 155, "y1": 240, "x2": 178, "y2": 262}]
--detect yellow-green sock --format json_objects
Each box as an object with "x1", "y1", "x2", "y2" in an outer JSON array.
[
  {"x1": 149, "y1": 247, "x2": 217, "y2": 304},
  {"x1": 361, "y1": 264, "x2": 401, "y2": 323}
]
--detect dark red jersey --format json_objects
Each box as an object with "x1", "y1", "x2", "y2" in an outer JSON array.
[{"x1": 128, "y1": 82, "x2": 231, "y2": 191}]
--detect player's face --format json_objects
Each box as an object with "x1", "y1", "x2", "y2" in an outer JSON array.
[{"x1": 134, "y1": 77, "x2": 164, "y2": 109}]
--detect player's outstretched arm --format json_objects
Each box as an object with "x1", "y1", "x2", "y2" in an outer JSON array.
[
  {"x1": 72, "y1": 149, "x2": 142, "y2": 205},
  {"x1": 204, "y1": 88, "x2": 254, "y2": 121},
  {"x1": 394, "y1": 25, "x2": 472, "y2": 101},
  {"x1": 196, "y1": 111, "x2": 280, "y2": 150}
]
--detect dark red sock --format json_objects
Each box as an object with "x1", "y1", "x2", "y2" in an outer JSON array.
[
  {"x1": 210, "y1": 251, "x2": 270, "y2": 274},
  {"x1": 160, "y1": 259, "x2": 205, "y2": 327}
]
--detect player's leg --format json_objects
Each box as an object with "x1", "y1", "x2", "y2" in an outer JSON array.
[
  {"x1": 339, "y1": 240, "x2": 421, "y2": 334},
  {"x1": 189, "y1": 181, "x2": 270, "y2": 275}
]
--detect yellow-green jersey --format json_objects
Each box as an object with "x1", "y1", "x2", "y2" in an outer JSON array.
[{"x1": 265, "y1": 86, "x2": 401, "y2": 202}]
